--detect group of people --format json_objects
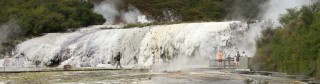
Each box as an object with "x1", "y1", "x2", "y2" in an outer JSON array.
[
  {"x1": 115, "y1": 49, "x2": 247, "y2": 69},
  {"x1": 234, "y1": 51, "x2": 247, "y2": 68},
  {"x1": 150, "y1": 50, "x2": 169, "y2": 68},
  {"x1": 113, "y1": 49, "x2": 167, "y2": 69},
  {"x1": 216, "y1": 50, "x2": 247, "y2": 68}
]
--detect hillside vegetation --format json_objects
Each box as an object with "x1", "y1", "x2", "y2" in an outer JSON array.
[
  {"x1": 253, "y1": 2, "x2": 320, "y2": 78},
  {"x1": 0, "y1": 0, "x2": 105, "y2": 36},
  {"x1": 126, "y1": 0, "x2": 268, "y2": 22},
  {"x1": 0, "y1": 0, "x2": 105, "y2": 54}
]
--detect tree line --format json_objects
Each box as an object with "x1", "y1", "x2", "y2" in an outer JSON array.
[
  {"x1": 253, "y1": 2, "x2": 320, "y2": 79},
  {"x1": 126, "y1": 0, "x2": 268, "y2": 22},
  {"x1": 0, "y1": 0, "x2": 105, "y2": 54}
]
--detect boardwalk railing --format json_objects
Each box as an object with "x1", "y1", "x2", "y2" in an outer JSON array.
[
  {"x1": 209, "y1": 59, "x2": 235, "y2": 68},
  {"x1": 209, "y1": 57, "x2": 251, "y2": 69}
]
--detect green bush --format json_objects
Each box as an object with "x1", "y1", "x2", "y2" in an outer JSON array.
[
  {"x1": 0, "y1": 0, "x2": 105, "y2": 37},
  {"x1": 254, "y1": 2, "x2": 320, "y2": 78},
  {"x1": 0, "y1": 0, "x2": 105, "y2": 54}
]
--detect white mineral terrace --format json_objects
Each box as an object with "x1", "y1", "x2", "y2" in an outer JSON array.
[{"x1": 0, "y1": 21, "x2": 252, "y2": 68}]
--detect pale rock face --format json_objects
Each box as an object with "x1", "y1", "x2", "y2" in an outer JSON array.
[{"x1": 1, "y1": 21, "x2": 250, "y2": 68}]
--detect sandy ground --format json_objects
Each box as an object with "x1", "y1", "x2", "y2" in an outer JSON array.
[{"x1": 0, "y1": 69, "x2": 304, "y2": 84}]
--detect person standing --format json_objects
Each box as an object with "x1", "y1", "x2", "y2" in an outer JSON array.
[
  {"x1": 160, "y1": 51, "x2": 166, "y2": 63},
  {"x1": 242, "y1": 51, "x2": 247, "y2": 57},
  {"x1": 236, "y1": 51, "x2": 241, "y2": 68},
  {"x1": 133, "y1": 56, "x2": 138, "y2": 64},
  {"x1": 233, "y1": 55, "x2": 237, "y2": 68},
  {"x1": 226, "y1": 55, "x2": 232, "y2": 68},
  {"x1": 150, "y1": 51, "x2": 155, "y2": 68},
  {"x1": 217, "y1": 50, "x2": 223, "y2": 68},
  {"x1": 4, "y1": 56, "x2": 10, "y2": 67},
  {"x1": 115, "y1": 52, "x2": 123, "y2": 69}
]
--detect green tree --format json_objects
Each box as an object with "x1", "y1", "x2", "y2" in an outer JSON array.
[
  {"x1": 0, "y1": 0, "x2": 105, "y2": 54},
  {"x1": 254, "y1": 2, "x2": 320, "y2": 78}
]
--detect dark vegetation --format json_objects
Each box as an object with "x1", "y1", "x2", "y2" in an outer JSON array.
[
  {"x1": 0, "y1": 0, "x2": 105, "y2": 54},
  {"x1": 126, "y1": 0, "x2": 225, "y2": 21},
  {"x1": 0, "y1": 0, "x2": 105, "y2": 36},
  {"x1": 253, "y1": 2, "x2": 320, "y2": 79},
  {"x1": 126, "y1": 0, "x2": 268, "y2": 22},
  {"x1": 224, "y1": 0, "x2": 269, "y2": 22}
]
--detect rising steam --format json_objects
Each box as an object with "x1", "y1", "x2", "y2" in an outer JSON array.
[
  {"x1": 0, "y1": 20, "x2": 23, "y2": 57},
  {"x1": 261, "y1": 0, "x2": 315, "y2": 26},
  {"x1": 234, "y1": 0, "x2": 316, "y2": 59},
  {"x1": 93, "y1": 0, "x2": 151, "y2": 25}
]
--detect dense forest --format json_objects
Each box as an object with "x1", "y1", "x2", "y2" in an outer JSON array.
[
  {"x1": 126, "y1": 0, "x2": 268, "y2": 22},
  {"x1": 0, "y1": 0, "x2": 105, "y2": 36},
  {"x1": 0, "y1": 0, "x2": 105, "y2": 53},
  {"x1": 253, "y1": 2, "x2": 320, "y2": 78}
]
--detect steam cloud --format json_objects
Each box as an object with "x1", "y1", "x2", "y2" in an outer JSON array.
[
  {"x1": 232, "y1": 0, "x2": 315, "y2": 58},
  {"x1": 93, "y1": 0, "x2": 151, "y2": 25},
  {"x1": 261, "y1": 0, "x2": 315, "y2": 26},
  {"x1": 0, "y1": 20, "x2": 23, "y2": 57}
]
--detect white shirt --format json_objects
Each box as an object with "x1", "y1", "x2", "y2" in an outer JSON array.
[
  {"x1": 151, "y1": 54, "x2": 155, "y2": 64},
  {"x1": 242, "y1": 53, "x2": 247, "y2": 57}
]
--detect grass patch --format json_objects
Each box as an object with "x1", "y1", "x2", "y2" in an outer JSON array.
[{"x1": 0, "y1": 72, "x2": 56, "y2": 83}]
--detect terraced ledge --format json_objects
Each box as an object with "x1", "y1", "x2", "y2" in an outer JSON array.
[{"x1": 0, "y1": 67, "x2": 149, "y2": 73}]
